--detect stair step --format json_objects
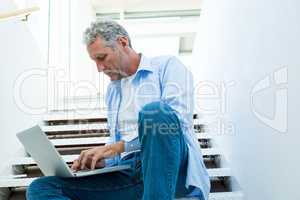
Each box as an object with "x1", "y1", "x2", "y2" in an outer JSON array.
[
  {"x1": 44, "y1": 111, "x2": 198, "y2": 123},
  {"x1": 176, "y1": 191, "x2": 243, "y2": 200},
  {"x1": 0, "y1": 168, "x2": 230, "y2": 188},
  {"x1": 208, "y1": 191, "x2": 243, "y2": 200},
  {"x1": 45, "y1": 132, "x2": 212, "y2": 140},
  {"x1": 47, "y1": 132, "x2": 110, "y2": 139},
  {"x1": 42, "y1": 123, "x2": 203, "y2": 132},
  {"x1": 11, "y1": 148, "x2": 221, "y2": 166},
  {"x1": 48, "y1": 133, "x2": 210, "y2": 146},
  {"x1": 42, "y1": 126, "x2": 205, "y2": 135},
  {"x1": 207, "y1": 168, "x2": 231, "y2": 177},
  {"x1": 0, "y1": 178, "x2": 35, "y2": 188},
  {"x1": 42, "y1": 123, "x2": 107, "y2": 132},
  {"x1": 9, "y1": 188, "x2": 242, "y2": 200},
  {"x1": 42, "y1": 122, "x2": 210, "y2": 136},
  {"x1": 44, "y1": 110, "x2": 107, "y2": 122},
  {"x1": 50, "y1": 137, "x2": 109, "y2": 146},
  {"x1": 49, "y1": 138, "x2": 209, "y2": 148}
]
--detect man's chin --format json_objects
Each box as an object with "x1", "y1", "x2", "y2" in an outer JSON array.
[{"x1": 109, "y1": 75, "x2": 121, "y2": 81}]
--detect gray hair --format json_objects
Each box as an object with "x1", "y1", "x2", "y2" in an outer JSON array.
[{"x1": 83, "y1": 20, "x2": 132, "y2": 48}]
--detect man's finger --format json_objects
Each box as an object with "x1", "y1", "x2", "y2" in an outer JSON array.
[
  {"x1": 78, "y1": 150, "x2": 88, "y2": 164},
  {"x1": 91, "y1": 148, "x2": 116, "y2": 170},
  {"x1": 91, "y1": 151, "x2": 105, "y2": 170},
  {"x1": 80, "y1": 151, "x2": 94, "y2": 170},
  {"x1": 71, "y1": 159, "x2": 80, "y2": 171}
]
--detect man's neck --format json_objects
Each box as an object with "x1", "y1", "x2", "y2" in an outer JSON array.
[{"x1": 126, "y1": 52, "x2": 141, "y2": 77}]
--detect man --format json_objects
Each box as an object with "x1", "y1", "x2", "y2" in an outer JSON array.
[{"x1": 27, "y1": 20, "x2": 210, "y2": 200}]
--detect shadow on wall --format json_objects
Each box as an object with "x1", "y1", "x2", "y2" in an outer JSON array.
[
  {"x1": 192, "y1": 0, "x2": 300, "y2": 199},
  {"x1": 0, "y1": 0, "x2": 46, "y2": 175}
]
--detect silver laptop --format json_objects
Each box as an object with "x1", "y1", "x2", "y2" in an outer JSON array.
[{"x1": 17, "y1": 125, "x2": 131, "y2": 177}]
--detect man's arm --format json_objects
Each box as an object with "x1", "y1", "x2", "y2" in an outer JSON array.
[{"x1": 160, "y1": 56, "x2": 194, "y2": 130}]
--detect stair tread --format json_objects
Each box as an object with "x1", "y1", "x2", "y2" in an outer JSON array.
[
  {"x1": 44, "y1": 111, "x2": 199, "y2": 122},
  {"x1": 44, "y1": 111, "x2": 107, "y2": 121},
  {"x1": 11, "y1": 148, "x2": 221, "y2": 166},
  {"x1": 52, "y1": 133, "x2": 210, "y2": 145},
  {"x1": 46, "y1": 133, "x2": 212, "y2": 140},
  {"x1": 207, "y1": 168, "x2": 231, "y2": 177},
  {"x1": 0, "y1": 168, "x2": 231, "y2": 188},
  {"x1": 42, "y1": 120, "x2": 209, "y2": 134},
  {"x1": 9, "y1": 188, "x2": 242, "y2": 200},
  {"x1": 50, "y1": 137, "x2": 109, "y2": 146},
  {"x1": 49, "y1": 103, "x2": 103, "y2": 112},
  {"x1": 176, "y1": 191, "x2": 243, "y2": 200},
  {"x1": 42, "y1": 123, "x2": 202, "y2": 132},
  {"x1": 209, "y1": 191, "x2": 243, "y2": 199},
  {"x1": 41, "y1": 123, "x2": 108, "y2": 132}
]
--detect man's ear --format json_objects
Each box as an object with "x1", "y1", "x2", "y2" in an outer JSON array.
[{"x1": 117, "y1": 37, "x2": 129, "y2": 48}]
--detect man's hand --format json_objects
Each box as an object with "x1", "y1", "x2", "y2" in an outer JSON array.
[
  {"x1": 71, "y1": 141, "x2": 125, "y2": 171},
  {"x1": 71, "y1": 157, "x2": 105, "y2": 171}
]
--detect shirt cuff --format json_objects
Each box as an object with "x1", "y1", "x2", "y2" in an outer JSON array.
[
  {"x1": 124, "y1": 137, "x2": 141, "y2": 152},
  {"x1": 104, "y1": 157, "x2": 118, "y2": 167}
]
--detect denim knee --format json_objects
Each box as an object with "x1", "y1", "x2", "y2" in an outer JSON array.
[
  {"x1": 139, "y1": 101, "x2": 175, "y2": 120},
  {"x1": 26, "y1": 176, "x2": 61, "y2": 198},
  {"x1": 138, "y1": 101, "x2": 181, "y2": 138}
]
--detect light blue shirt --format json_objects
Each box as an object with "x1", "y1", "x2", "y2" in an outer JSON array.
[{"x1": 104, "y1": 55, "x2": 210, "y2": 200}]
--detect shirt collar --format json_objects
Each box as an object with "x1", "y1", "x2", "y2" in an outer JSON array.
[
  {"x1": 109, "y1": 54, "x2": 153, "y2": 86},
  {"x1": 136, "y1": 54, "x2": 154, "y2": 73}
]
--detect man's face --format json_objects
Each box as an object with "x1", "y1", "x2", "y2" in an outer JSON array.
[{"x1": 87, "y1": 37, "x2": 131, "y2": 81}]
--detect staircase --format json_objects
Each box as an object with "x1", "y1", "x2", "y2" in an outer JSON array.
[{"x1": 0, "y1": 103, "x2": 243, "y2": 200}]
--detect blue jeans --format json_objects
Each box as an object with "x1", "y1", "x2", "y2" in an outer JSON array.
[{"x1": 27, "y1": 102, "x2": 201, "y2": 200}]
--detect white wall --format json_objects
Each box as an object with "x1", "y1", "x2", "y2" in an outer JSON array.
[
  {"x1": 193, "y1": 0, "x2": 300, "y2": 199},
  {"x1": 0, "y1": 0, "x2": 47, "y2": 174},
  {"x1": 13, "y1": 0, "x2": 49, "y2": 61},
  {"x1": 47, "y1": 0, "x2": 104, "y2": 109},
  {"x1": 69, "y1": 0, "x2": 97, "y2": 92}
]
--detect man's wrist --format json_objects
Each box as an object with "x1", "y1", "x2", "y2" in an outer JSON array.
[
  {"x1": 117, "y1": 140, "x2": 125, "y2": 153},
  {"x1": 108, "y1": 141, "x2": 125, "y2": 154}
]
